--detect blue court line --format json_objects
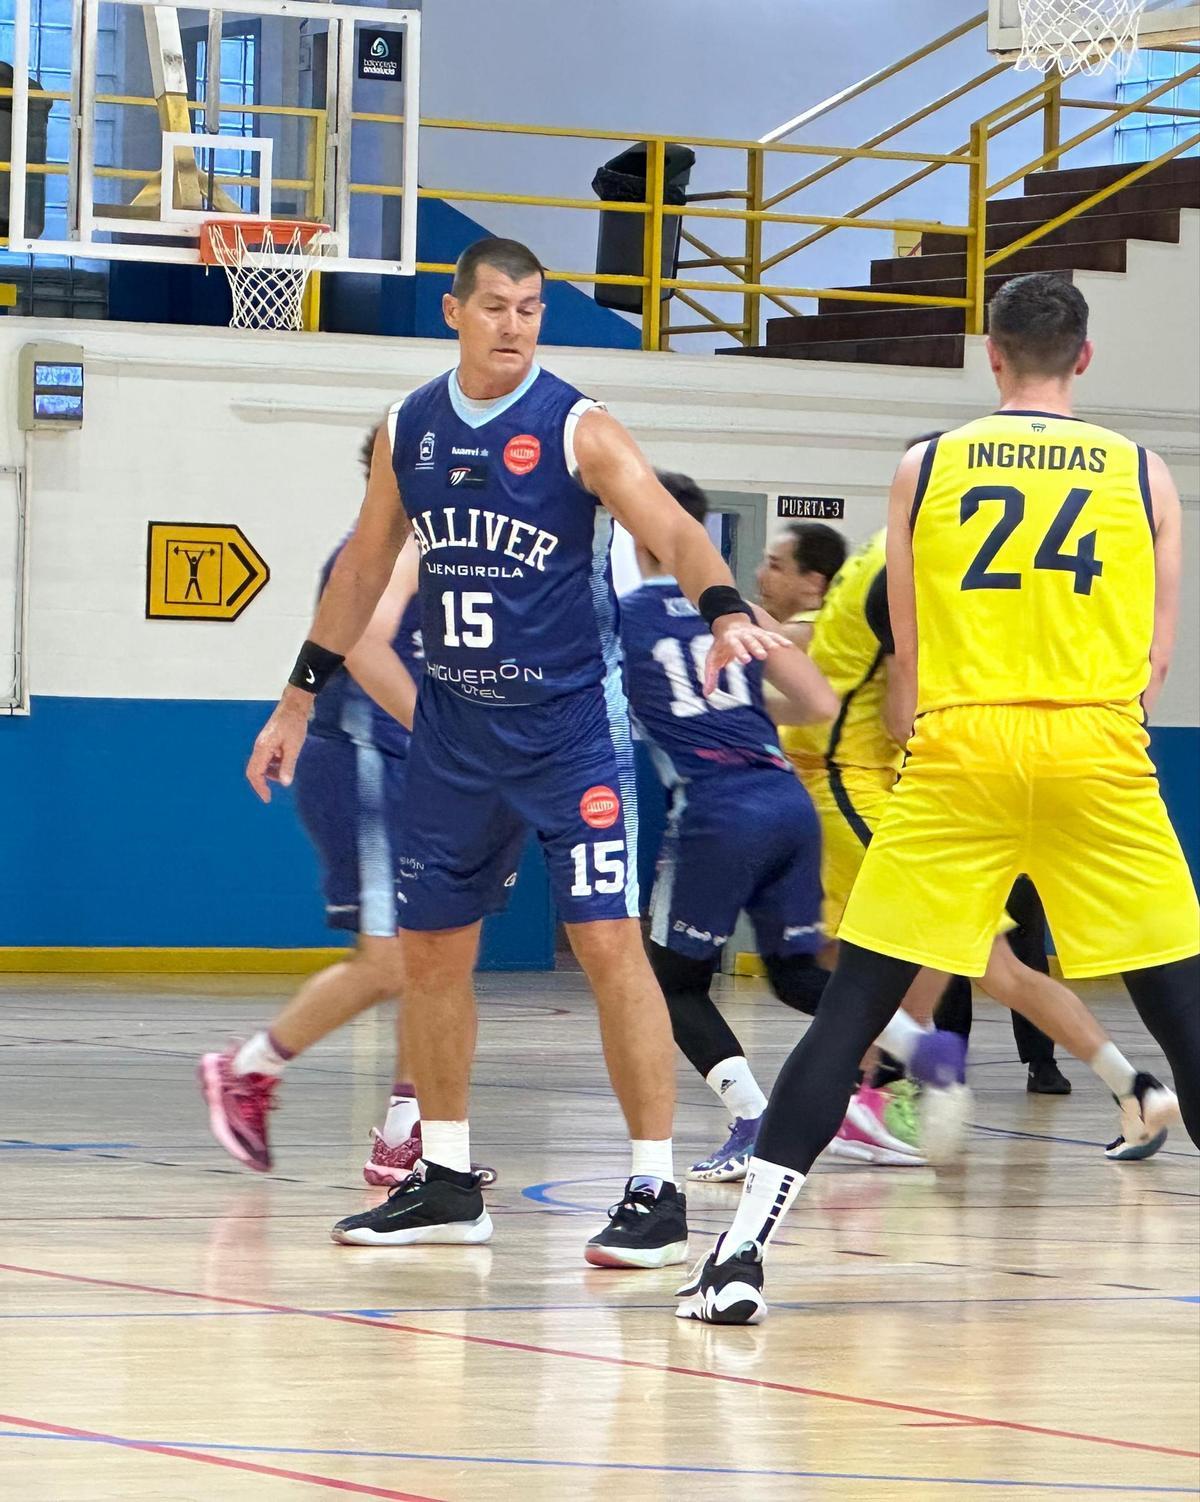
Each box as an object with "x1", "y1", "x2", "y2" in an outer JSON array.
[
  {"x1": 0, "y1": 1140, "x2": 137, "y2": 1151},
  {"x1": 971, "y1": 1124, "x2": 1197, "y2": 1159},
  {"x1": 0, "y1": 1432, "x2": 1193, "y2": 1492},
  {"x1": 521, "y1": 1178, "x2": 1200, "y2": 1247},
  {"x1": 0, "y1": 1293, "x2": 1194, "y2": 1321}
]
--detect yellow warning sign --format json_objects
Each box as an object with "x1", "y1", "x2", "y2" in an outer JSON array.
[{"x1": 146, "y1": 522, "x2": 270, "y2": 622}]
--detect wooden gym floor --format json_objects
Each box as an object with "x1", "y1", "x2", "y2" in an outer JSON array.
[{"x1": 1, "y1": 970, "x2": 1197, "y2": 1500}]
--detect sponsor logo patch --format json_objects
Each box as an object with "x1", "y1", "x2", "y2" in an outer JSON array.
[
  {"x1": 447, "y1": 462, "x2": 488, "y2": 487},
  {"x1": 580, "y1": 784, "x2": 620, "y2": 830},
  {"x1": 503, "y1": 434, "x2": 541, "y2": 475}
]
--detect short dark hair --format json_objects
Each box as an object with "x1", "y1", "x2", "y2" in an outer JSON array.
[
  {"x1": 358, "y1": 426, "x2": 378, "y2": 479},
  {"x1": 988, "y1": 272, "x2": 1089, "y2": 377},
  {"x1": 655, "y1": 470, "x2": 709, "y2": 526},
  {"x1": 452, "y1": 237, "x2": 545, "y2": 301},
  {"x1": 784, "y1": 522, "x2": 847, "y2": 583}
]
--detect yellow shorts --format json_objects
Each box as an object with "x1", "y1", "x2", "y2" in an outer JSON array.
[
  {"x1": 839, "y1": 704, "x2": 1200, "y2": 979},
  {"x1": 800, "y1": 765, "x2": 896, "y2": 934}
]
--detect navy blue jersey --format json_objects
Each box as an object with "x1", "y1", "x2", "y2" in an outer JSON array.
[
  {"x1": 310, "y1": 538, "x2": 424, "y2": 757},
  {"x1": 390, "y1": 365, "x2": 613, "y2": 707},
  {"x1": 619, "y1": 579, "x2": 789, "y2": 785}
]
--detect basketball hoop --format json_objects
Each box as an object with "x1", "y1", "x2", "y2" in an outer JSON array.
[
  {"x1": 200, "y1": 218, "x2": 330, "y2": 331},
  {"x1": 1015, "y1": 0, "x2": 1148, "y2": 76}
]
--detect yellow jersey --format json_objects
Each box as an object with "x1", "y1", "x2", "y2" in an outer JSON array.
[
  {"x1": 782, "y1": 532, "x2": 905, "y2": 774},
  {"x1": 912, "y1": 412, "x2": 1155, "y2": 717}
]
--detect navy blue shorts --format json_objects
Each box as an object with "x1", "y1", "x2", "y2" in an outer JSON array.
[
  {"x1": 649, "y1": 768, "x2": 823, "y2": 960},
  {"x1": 396, "y1": 678, "x2": 640, "y2": 931},
  {"x1": 292, "y1": 732, "x2": 407, "y2": 937}
]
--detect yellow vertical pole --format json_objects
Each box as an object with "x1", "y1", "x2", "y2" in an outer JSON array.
[
  {"x1": 301, "y1": 114, "x2": 328, "y2": 334},
  {"x1": 642, "y1": 137, "x2": 666, "y2": 352},
  {"x1": 1042, "y1": 72, "x2": 1063, "y2": 172},
  {"x1": 743, "y1": 146, "x2": 764, "y2": 347},
  {"x1": 966, "y1": 119, "x2": 988, "y2": 336}
]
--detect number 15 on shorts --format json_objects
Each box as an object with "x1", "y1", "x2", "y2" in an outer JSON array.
[{"x1": 570, "y1": 841, "x2": 626, "y2": 897}]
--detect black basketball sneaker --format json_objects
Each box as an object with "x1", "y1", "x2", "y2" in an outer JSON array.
[
  {"x1": 675, "y1": 1235, "x2": 766, "y2": 1324},
  {"x1": 331, "y1": 1162, "x2": 493, "y2": 1246},
  {"x1": 584, "y1": 1178, "x2": 689, "y2": 1268}
]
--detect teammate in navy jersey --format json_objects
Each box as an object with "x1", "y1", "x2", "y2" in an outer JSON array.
[
  {"x1": 248, "y1": 237, "x2": 792, "y2": 1265},
  {"x1": 201, "y1": 432, "x2": 437, "y2": 1184},
  {"x1": 620, "y1": 472, "x2": 838, "y2": 1182}
]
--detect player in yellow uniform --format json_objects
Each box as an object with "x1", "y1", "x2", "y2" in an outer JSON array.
[
  {"x1": 680, "y1": 272, "x2": 1199, "y2": 1323},
  {"x1": 785, "y1": 509, "x2": 1175, "y2": 1164},
  {"x1": 756, "y1": 522, "x2": 847, "y2": 655}
]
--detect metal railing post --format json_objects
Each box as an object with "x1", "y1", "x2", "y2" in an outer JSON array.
[
  {"x1": 642, "y1": 137, "x2": 666, "y2": 351},
  {"x1": 966, "y1": 119, "x2": 988, "y2": 336},
  {"x1": 1042, "y1": 71, "x2": 1063, "y2": 171},
  {"x1": 743, "y1": 147, "x2": 764, "y2": 345}
]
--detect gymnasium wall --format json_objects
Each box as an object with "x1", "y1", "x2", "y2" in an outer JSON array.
[
  {"x1": 0, "y1": 210, "x2": 1196, "y2": 957},
  {"x1": 413, "y1": 0, "x2": 1117, "y2": 343}
]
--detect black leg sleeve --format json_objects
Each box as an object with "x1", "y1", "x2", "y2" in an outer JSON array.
[
  {"x1": 1122, "y1": 955, "x2": 1200, "y2": 1148},
  {"x1": 1005, "y1": 875, "x2": 1055, "y2": 1065},
  {"x1": 762, "y1": 952, "x2": 829, "y2": 1017},
  {"x1": 648, "y1": 941, "x2": 739, "y2": 1081},
  {"x1": 934, "y1": 974, "x2": 974, "y2": 1040},
  {"x1": 754, "y1": 943, "x2": 919, "y2": 1174}
]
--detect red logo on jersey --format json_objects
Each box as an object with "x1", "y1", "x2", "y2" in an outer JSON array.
[
  {"x1": 504, "y1": 434, "x2": 541, "y2": 475},
  {"x1": 580, "y1": 785, "x2": 620, "y2": 830}
]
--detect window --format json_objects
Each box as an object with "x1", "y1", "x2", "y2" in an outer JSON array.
[
  {"x1": 1, "y1": 0, "x2": 115, "y2": 279},
  {"x1": 183, "y1": 23, "x2": 261, "y2": 213},
  {"x1": 1114, "y1": 49, "x2": 1200, "y2": 163}
]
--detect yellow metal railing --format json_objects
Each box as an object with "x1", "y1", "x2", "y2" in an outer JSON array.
[{"x1": 2, "y1": 25, "x2": 1199, "y2": 349}]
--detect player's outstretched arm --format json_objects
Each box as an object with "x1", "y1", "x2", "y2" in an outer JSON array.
[
  {"x1": 246, "y1": 421, "x2": 412, "y2": 803},
  {"x1": 344, "y1": 537, "x2": 421, "y2": 732},
  {"x1": 753, "y1": 604, "x2": 838, "y2": 723},
  {"x1": 1145, "y1": 448, "x2": 1182, "y2": 719},
  {"x1": 883, "y1": 443, "x2": 926, "y2": 741},
  {"x1": 574, "y1": 409, "x2": 790, "y2": 695}
]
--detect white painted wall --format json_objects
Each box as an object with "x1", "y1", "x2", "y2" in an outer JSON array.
[{"x1": 0, "y1": 211, "x2": 1194, "y2": 725}]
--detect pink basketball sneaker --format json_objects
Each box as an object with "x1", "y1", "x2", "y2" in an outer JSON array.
[
  {"x1": 363, "y1": 1125, "x2": 422, "y2": 1187},
  {"x1": 198, "y1": 1048, "x2": 278, "y2": 1173},
  {"x1": 825, "y1": 1084, "x2": 927, "y2": 1167},
  {"x1": 363, "y1": 1125, "x2": 500, "y2": 1188}
]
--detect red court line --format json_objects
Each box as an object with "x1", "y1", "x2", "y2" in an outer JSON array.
[
  {"x1": 2, "y1": 1260, "x2": 1195, "y2": 1461},
  {"x1": 0, "y1": 1411, "x2": 442, "y2": 1501}
]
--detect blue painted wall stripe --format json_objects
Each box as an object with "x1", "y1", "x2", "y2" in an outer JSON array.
[
  {"x1": 0, "y1": 697, "x2": 554, "y2": 967},
  {"x1": 1, "y1": 699, "x2": 1194, "y2": 963}
]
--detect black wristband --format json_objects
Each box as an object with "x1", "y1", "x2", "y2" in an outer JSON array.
[
  {"x1": 698, "y1": 585, "x2": 754, "y2": 629},
  {"x1": 288, "y1": 639, "x2": 346, "y2": 695}
]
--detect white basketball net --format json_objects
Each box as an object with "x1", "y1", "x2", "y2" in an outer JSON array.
[
  {"x1": 205, "y1": 222, "x2": 326, "y2": 331},
  {"x1": 1016, "y1": 0, "x2": 1148, "y2": 75}
]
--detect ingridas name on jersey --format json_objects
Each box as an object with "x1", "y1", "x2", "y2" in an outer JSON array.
[{"x1": 390, "y1": 366, "x2": 613, "y2": 707}]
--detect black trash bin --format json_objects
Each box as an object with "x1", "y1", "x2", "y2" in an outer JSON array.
[
  {"x1": 0, "y1": 62, "x2": 52, "y2": 239},
  {"x1": 593, "y1": 142, "x2": 695, "y2": 314}
]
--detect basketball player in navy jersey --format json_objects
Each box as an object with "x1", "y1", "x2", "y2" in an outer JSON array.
[
  {"x1": 247, "y1": 237, "x2": 790, "y2": 1264},
  {"x1": 622, "y1": 473, "x2": 973, "y2": 1179},
  {"x1": 202, "y1": 431, "x2": 442, "y2": 1182}
]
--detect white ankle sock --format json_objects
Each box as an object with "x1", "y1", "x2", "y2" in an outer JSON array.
[
  {"x1": 382, "y1": 1094, "x2": 420, "y2": 1147},
  {"x1": 233, "y1": 1031, "x2": 290, "y2": 1078},
  {"x1": 714, "y1": 1155, "x2": 805, "y2": 1264},
  {"x1": 705, "y1": 1057, "x2": 768, "y2": 1123},
  {"x1": 420, "y1": 1119, "x2": 471, "y2": 1174},
  {"x1": 1090, "y1": 1042, "x2": 1137, "y2": 1098},
  {"x1": 874, "y1": 1009, "x2": 928, "y2": 1066},
  {"x1": 630, "y1": 1138, "x2": 674, "y2": 1186}
]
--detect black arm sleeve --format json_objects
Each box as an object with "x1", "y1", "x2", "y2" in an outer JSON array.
[{"x1": 864, "y1": 566, "x2": 895, "y2": 655}]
